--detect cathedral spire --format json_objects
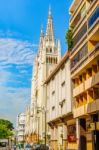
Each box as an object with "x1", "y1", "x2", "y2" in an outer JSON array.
[{"x1": 45, "y1": 6, "x2": 54, "y2": 42}]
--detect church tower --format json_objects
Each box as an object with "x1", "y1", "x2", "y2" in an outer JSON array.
[
  {"x1": 44, "y1": 6, "x2": 61, "y2": 76},
  {"x1": 28, "y1": 6, "x2": 61, "y2": 143}
]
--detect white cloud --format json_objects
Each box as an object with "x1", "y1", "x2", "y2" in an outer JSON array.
[
  {"x1": 0, "y1": 37, "x2": 37, "y2": 125},
  {"x1": 0, "y1": 86, "x2": 31, "y2": 125},
  {"x1": 0, "y1": 38, "x2": 37, "y2": 66}
]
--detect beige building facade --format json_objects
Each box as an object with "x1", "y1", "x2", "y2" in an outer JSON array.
[{"x1": 45, "y1": 52, "x2": 75, "y2": 150}]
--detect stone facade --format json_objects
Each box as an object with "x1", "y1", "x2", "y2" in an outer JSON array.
[
  {"x1": 45, "y1": 52, "x2": 74, "y2": 150},
  {"x1": 24, "y1": 7, "x2": 61, "y2": 144}
]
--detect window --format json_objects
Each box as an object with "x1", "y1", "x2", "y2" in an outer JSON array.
[
  {"x1": 73, "y1": 23, "x2": 87, "y2": 47},
  {"x1": 71, "y1": 44, "x2": 88, "y2": 69},
  {"x1": 52, "y1": 106, "x2": 55, "y2": 111},
  {"x1": 52, "y1": 90, "x2": 55, "y2": 95},
  {"x1": 46, "y1": 57, "x2": 48, "y2": 63},
  {"x1": 93, "y1": 88, "x2": 99, "y2": 100},
  {"x1": 50, "y1": 48, "x2": 52, "y2": 53},
  {"x1": 88, "y1": 7, "x2": 99, "y2": 28},
  {"x1": 81, "y1": 4, "x2": 86, "y2": 18},
  {"x1": 46, "y1": 48, "x2": 48, "y2": 53},
  {"x1": 61, "y1": 81, "x2": 65, "y2": 87}
]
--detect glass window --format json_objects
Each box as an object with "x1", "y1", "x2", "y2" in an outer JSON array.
[{"x1": 88, "y1": 7, "x2": 99, "y2": 28}]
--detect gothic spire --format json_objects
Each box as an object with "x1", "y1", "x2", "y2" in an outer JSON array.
[
  {"x1": 40, "y1": 25, "x2": 44, "y2": 37},
  {"x1": 38, "y1": 26, "x2": 44, "y2": 52},
  {"x1": 45, "y1": 6, "x2": 54, "y2": 42}
]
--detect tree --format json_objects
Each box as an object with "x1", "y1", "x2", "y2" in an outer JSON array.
[
  {"x1": 0, "y1": 119, "x2": 14, "y2": 130},
  {"x1": 0, "y1": 119, "x2": 14, "y2": 139},
  {"x1": 65, "y1": 27, "x2": 73, "y2": 51}
]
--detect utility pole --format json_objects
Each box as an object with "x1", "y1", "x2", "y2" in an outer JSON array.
[{"x1": 37, "y1": 117, "x2": 40, "y2": 144}]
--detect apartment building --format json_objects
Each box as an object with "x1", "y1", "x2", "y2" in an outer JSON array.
[
  {"x1": 16, "y1": 113, "x2": 25, "y2": 143},
  {"x1": 69, "y1": 0, "x2": 99, "y2": 150},
  {"x1": 45, "y1": 52, "x2": 75, "y2": 150}
]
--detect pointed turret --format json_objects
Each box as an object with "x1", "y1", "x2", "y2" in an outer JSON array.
[
  {"x1": 45, "y1": 6, "x2": 54, "y2": 42},
  {"x1": 57, "y1": 40, "x2": 61, "y2": 61},
  {"x1": 38, "y1": 26, "x2": 44, "y2": 53}
]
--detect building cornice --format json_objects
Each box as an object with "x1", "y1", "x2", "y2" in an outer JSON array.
[{"x1": 47, "y1": 112, "x2": 73, "y2": 126}]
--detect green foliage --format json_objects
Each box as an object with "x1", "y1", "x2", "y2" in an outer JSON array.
[
  {"x1": 65, "y1": 27, "x2": 73, "y2": 51},
  {"x1": 0, "y1": 119, "x2": 14, "y2": 139},
  {"x1": 0, "y1": 119, "x2": 14, "y2": 130}
]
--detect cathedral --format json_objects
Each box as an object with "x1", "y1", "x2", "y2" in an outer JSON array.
[{"x1": 25, "y1": 7, "x2": 61, "y2": 144}]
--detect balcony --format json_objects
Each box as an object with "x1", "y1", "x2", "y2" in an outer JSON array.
[
  {"x1": 85, "y1": 77, "x2": 93, "y2": 90},
  {"x1": 73, "y1": 71, "x2": 99, "y2": 98},
  {"x1": 71, "y1": 1, "x2": 98, "y2": 53},
  {"x1": 73, "y1": 24, "x2": 87, "y2": 48},
  {"x1": 70, "y1": 0, "x2": 83, "y2": 22},
  {"x1": 71, "y1": 43, "x2": 99, "y2": 75},
  {"x1": 85, "y1": 71, "x2": 99, "y2": 90},
  {"x1": 71, "y1": 0, "x2": 97, "y2": 34},
  {"x1": 73, "y1": 83, "x2": 84, "y2": 97},
  {"x1": 73, "y1": 99, "x2": 99, "y2": 118},
  {"x1": 73, "y1": 105, "x2": 85, "y2": 118}
]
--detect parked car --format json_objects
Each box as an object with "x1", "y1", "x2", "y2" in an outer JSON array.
[
  {"x1": 25, "y1": 144, "x2": 32, "y2": 150},
  {"x1": 40, "y1": 144, "x2": 49, "y2": 150},
  {"x1": 32, "y1": 144, "x2": 40, "y2": 150},
  {"x1": 32, "y1": 144, "x2": 49, "y2": 150}
]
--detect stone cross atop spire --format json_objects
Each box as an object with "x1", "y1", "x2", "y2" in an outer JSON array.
[
  {"x1": 48, "y1": 5, "x2": 51, "y2": 16},
  {"x1": 45, "y1": 6, "x2": 54, "y2": 42}
]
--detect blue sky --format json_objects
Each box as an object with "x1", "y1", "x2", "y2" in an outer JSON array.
[{"x1": 0, "y1": 0, "x2": 72, "y2": 125}]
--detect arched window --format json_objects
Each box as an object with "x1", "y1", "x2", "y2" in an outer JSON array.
[
  {"x1": 46, "y1": 57, "x2": 48, "y2": 63},
  {"x1": 46, "y1": 48, "x2": 48, "y2": 53},
  {"x1": 54, "y1": 58, "x2": 55, "y2": 63},
  {"x1": 56, "y1": 58, "x2": 57, "y2": 64},
  {"x1": 49, "y1": 57, "x2": 51, "y2": 63},
  {"x1": 51, "y1": 57, "x2": 52, "y2": 63},
  {"x1": 50, "y1": 48, "x2": 52, "y2": 53}
]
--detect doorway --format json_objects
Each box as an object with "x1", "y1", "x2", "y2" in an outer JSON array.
[
  {"x1": 79, "y1": 118, "x2": 87, "y2": 150},
  {"x1": 92, "y1": 114, "x2": 99, "y2": 150}
]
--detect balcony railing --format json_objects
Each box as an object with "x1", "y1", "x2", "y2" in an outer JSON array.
[
  {"x1": 72, "y1": 0, "x2": 97, "y2": 33},
  {"x1": 74, "y1": 98, "x2": 99, "y2": 118},
  {"x1": 71, "y1": 43, "x2": 99, "y2": 74},
  {"x1": 71, "y1": 44, "x2": 88, "y2": 69},
  {"x1": 71, "y1": 0, "x2": 98, "y2": 53},
  {"x1": 73, "y1": 83, "x2": 84, "y2": 97},
  {"x1": 85, "y1": 71, "x2": 99, "y2": 90},
  {"x1": 73, "y1": 24, "x2": 87, "y2": 48},
  {"x1": 70, "y1": 0, "x2": 83, "y2": 22}
]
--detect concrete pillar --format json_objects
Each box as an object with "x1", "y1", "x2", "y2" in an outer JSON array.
[
  {"x1": 63, "y1": 124, "x2": 68, "y2": 150},
  {"x1": 76, "y1": 118, "x2": 80, "y2": 150}
]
